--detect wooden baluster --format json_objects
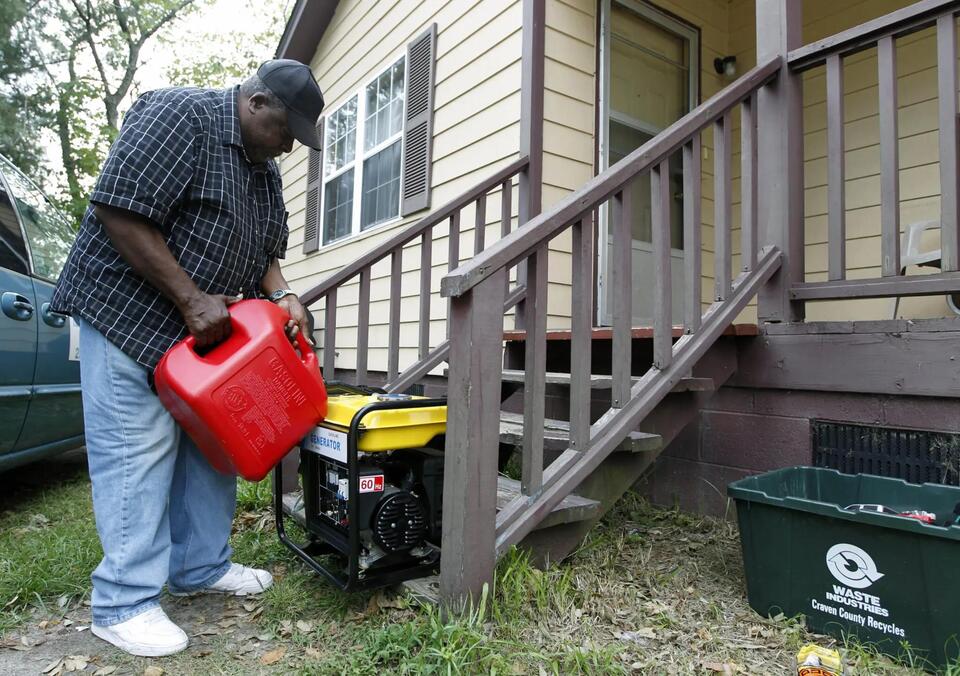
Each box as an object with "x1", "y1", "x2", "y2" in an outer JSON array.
[
  {"x1": 714, "y1": 112, "x2": 731, "y2": 301},
  {"x1": 474, "y1": 193, "x2": 487, "y2": 255},
  {"x1": 502, "y1": 179, "x2": 513, "y2": 295},
  {"x1": 388, "y1": 249, "x2": 401, "y2": 383},
  {"x1": 419, "y1": 229, "x2": 432, "y2": 360},
  {"x1": 522, "y1": 245, "x2": 547, "y2": 496},
  {"x1": 939, "y1": 14, "x2": 959, "y2": 271},
  {"x1": 323, "y1": 288, "x2": 337, "y2": 381},
  {"x1": 740, "y1": 95, "x2": 758, "y2": 273},
  {"x1": 447, "y1": 212, "x2": 460, "y2": 338},
  {"x1": 356, "y1": 269, "x2": 370, "y2": 385},
  {"x1": 683, "y1": 133, "x2": 702, "y2": 333},
  {"x1": 878, "y1": 35, "x2": 900, "y2": 277},
  {"x1": 441, "y1": 270, "x2": 506, "y2": 610},
  {"x1": 827, "y1": 52, "x2": 846, "y2": 280},
  {"x1": 652, "y1": 159, "x2": 672, "y2": 370},
  {"x1": 501, "y1": 179, "x2": 512, "y2": 238},
  {"x1": 611, "y1": 188, "x2": 632, "y2": 408},
  {"x1": 570, "y1": 216, "x2": 593, "y2": 452}
]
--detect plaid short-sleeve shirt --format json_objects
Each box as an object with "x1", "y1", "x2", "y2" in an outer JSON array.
[{"x1": 51, "y1": 86, "x2": 289, "y2": 369}]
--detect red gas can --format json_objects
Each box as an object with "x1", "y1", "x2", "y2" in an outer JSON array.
[{"x1": 155, "y1": 299, "x2": 327, "y2": 481}]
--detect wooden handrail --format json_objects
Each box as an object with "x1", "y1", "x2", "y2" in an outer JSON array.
[
  {"x1": 788, "y1": 0, "x2": 960, "y2": 72},
  {"x1": 440, "y1": 55, "x2": 781, "y2": 299},
  {"x1": 300, "y1": 155, "x2": 530, "y2": 307}
]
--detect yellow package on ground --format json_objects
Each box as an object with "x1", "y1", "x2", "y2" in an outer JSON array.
[{"x1": 795, "y1": 644, "x2": 843, "y2": 676}]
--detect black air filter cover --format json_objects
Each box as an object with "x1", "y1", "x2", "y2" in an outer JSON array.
[{"x1": 371, "y1": 490, "x2": 428, "y2": 552}]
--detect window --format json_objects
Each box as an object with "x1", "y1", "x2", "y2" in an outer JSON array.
[
  {"x1": 321, "y1": 56, "x2": 405, "y2": 245},
  {"x1": 0, "y1": 175, "x2": 29, "y2": 275},
  {"x1": 361, "y1": 59, "x2": 405, "y2": 230},
  {"x1": 0, "y1": 155, "x2": 74, "y2": 281},
  {"x1": 303, "y1": 25, "x2": 436, "y2": 254}
]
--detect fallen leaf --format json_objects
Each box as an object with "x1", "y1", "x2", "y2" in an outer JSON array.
[
  {"x1": 255, "y1": 633, "x2": 273, "y2": 641},
  {"x1": 305, "y1": 647, "x2": 321, "y2": 658},
  {"x1": 143, "y1": 667, "x2": 164, "y2": 676},
  {"x1": 617, "y1": 627, "x2": 656, "y2": 643},
  {"x1": 217, "y1": 618, "x2": 237, "y2": 629},
  {"x1": 192, "y1": 628, "x2": 219, "y2": 637},
  {"x1": 63, "y1": 655, "x2": 89, "y2": 672},
  {"x1": 93, "y1": 667, "x2": 118, "y2": 676},
  {"x1": 295, "y1": 620, "x2": 313, "y2": 633},
  {"x1": 42, "y1": 659, "x2": 63, "y2": 674},
  {"x1": 242, "y1": 601, "x2": 259, "y2": 613},
  {"x1": 38, "y1": 620, "x2": 49, "y2": 630},
  {"x1": 260, "y1": 647, "x2": 286, "y2": 665}
]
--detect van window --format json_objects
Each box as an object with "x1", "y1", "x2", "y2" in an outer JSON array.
[{"x1": 0, "y1": 156, "x2": 74, "y2": 281}]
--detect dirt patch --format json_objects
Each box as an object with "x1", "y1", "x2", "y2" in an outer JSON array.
[{"x1": 0, "y1": 594, "x2": 282, "y2": 676}]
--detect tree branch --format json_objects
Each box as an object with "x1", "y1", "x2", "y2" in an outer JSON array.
[
  {"x1": 111, "y1": 0, "x2": 134, "y2": 47},
  {"x1": 138, "y1": 0, "x2": 196, "y2": 45},
  {"x1": 69, "y1": 0, "x2": 110, "y2": 102}
]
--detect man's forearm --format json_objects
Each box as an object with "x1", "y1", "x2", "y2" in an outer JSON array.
[
  {"x1": 260, "y1": 258, "x2": 289, "y2": 297},
  {"x1": 95, "y1": 204, "x2": 201, "y2": 309}
]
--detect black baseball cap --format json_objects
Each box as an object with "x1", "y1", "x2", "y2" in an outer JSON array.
[{"x1": 257, "y1": 59, "x2": 325, "y2": 150}]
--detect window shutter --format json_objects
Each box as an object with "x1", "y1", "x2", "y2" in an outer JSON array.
[
  {"x1": 302, "y1": 118, "x2": 324, "y2": 254},
  {"x1": 401, "y1": 24, "x2": 437, "y2": 217}
]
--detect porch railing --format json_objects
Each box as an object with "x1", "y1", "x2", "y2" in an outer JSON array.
[
  {"x1": 787, "y1": 0, "x2": 960, "y2": 303},
  {"x1": 436, "y1": 56, "x2": 784, "y2": 604},
  {"x1": 299, "y1": 156, "x2": 529, "y2": 391}
]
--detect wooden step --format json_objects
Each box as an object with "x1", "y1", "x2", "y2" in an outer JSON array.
[
  {"x1": 280, "y1": 474, "x2": 600, "y2": 534},
  {"x1": 499, "y1": 370, "x2": 715, "y2": 392},
  {"x1": 498, "y1": 411, "x2": 662, "y2": 454},
  {"x1": 502, "y1": 323, "x2": 759, "y2": 342},
  {"x1": 497, "y1": 475, "x2": 599, "y2": 529}
]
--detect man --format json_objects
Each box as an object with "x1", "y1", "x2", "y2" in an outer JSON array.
[{"x1": 50, "y1": 60, "x2": 324, "y2": 657}]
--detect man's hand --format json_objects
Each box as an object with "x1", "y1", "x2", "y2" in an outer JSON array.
[
  {"x1": 274, "y1": 295, "x2": 313, "y2": 345},
  {"x1": 179, "y1": 292, "x2": 241, "y2": 347}
]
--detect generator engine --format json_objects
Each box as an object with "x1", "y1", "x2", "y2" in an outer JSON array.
[{"x1": 276, "y1": 388, "x2": 447, "y2": 590}]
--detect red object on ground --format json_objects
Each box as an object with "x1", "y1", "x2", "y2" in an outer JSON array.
[{"x1": 155, "y1": 299, "x2": 327, "y2": 481}]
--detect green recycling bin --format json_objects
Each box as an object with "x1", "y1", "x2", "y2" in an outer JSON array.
[{"x1": 728, "y1": 466, "x2": 960, "y2": 670}]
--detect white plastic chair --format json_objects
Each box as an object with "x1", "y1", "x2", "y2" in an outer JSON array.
[{"x1": 892, "y1": 220, "x2": 960, "y2": 318}]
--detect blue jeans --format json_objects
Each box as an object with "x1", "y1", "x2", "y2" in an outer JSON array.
[{"x1": 79, "y1": 320, "x2": 236, "y2": 625}]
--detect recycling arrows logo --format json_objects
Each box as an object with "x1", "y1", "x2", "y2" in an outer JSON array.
[{"x1": 825, "y1": 543, "x2": 885, "y2": 589}]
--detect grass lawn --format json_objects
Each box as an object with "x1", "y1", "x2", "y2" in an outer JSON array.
[{"x1": 0, "y1": 451, "x2": 955, "y2": 674}]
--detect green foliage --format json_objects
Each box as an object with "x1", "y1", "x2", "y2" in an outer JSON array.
[
  {"x1": 160, "y1": 1, "x2": 286, "y2": 90},
  {"x1": 0, "y1": 0, "x2": 283, "y2": 223}
]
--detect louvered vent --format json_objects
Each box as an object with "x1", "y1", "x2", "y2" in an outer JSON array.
[{"x1": 813, "y1": 421, "x2": 960, "y2": 485}]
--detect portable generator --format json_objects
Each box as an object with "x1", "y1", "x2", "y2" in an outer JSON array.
[{"x1": 274, "y1": 384, "x2": 446, "y2": 590}]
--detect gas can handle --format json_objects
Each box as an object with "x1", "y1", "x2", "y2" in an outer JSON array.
[{"x1": 295, "y1": 328, "x2": 318, "y2": 368}]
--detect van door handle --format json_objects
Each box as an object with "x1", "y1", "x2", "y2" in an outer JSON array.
[
  {"x1": 41, "y1": 303, "x2": 66, "y2": 328},
  {"x1": 1, "y1": 292, "x2": 34, "y2": 321}
]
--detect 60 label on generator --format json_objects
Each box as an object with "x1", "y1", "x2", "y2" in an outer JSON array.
[{"x1": 275, "y1": 387, "x2": 447, "y2": 590}]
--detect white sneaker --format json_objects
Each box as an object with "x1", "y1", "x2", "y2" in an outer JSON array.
[
  {"x1": 171, "y1": 563, "x2": 273, "y2": 597},
  {"x1": 91, "y1": 607, "x2": 188, "y2": 657}
]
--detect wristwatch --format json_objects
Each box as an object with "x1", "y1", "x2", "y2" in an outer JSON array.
[{"x1": 268, "y1": 288, "x2": 297, "y2": 302}]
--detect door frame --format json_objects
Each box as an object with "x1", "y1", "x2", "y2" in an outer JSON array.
[{"x1": 596, "y1": 0, "x2": 700, "y2": 325}]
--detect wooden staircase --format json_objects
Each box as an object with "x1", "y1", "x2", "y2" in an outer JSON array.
[{"x1": 295, "y1": 56, "x2": 785, "y2": 607}]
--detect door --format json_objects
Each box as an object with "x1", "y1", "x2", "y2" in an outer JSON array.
[
  {"x1": 0, "y1": 156, "x2": 82, "y2": 453},
  {"x1": 0, "y1": 168, "x2": 37, "y2": 454},
  {"x1": 598, "y1": 0, "x2": 698, "y2": 325}
]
